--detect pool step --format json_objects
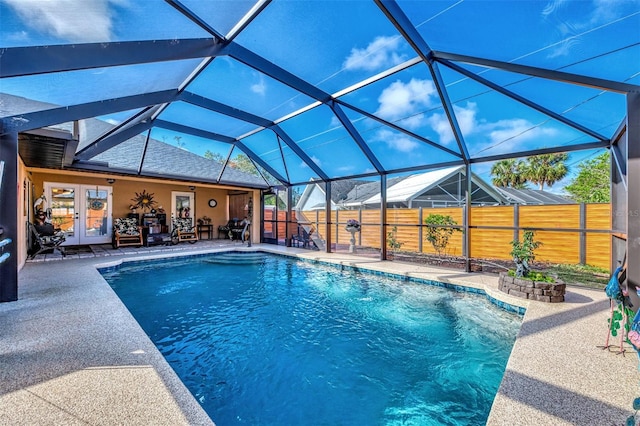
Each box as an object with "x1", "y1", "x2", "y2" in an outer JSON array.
[{"x1": 203, "y1": 252, "x2": 267, "y2": 265}]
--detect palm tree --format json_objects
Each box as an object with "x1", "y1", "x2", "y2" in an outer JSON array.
[
  {"x1": 523, "y1": 153, "x2": 569, "y2": 190},
  {"x1": 490, "y1": 159, "x2": 527, "y2": 188}
]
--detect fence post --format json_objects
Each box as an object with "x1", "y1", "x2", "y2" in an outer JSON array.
[
  {"x1": 358, "y1": 208, "x2": 362, "y2": 246},
  {"x1": 513, "y1": 204, "x2": 519, "y2": 242},
  {"x1": 324, "y1": 184, "x2": 331, "y2": 253},
  {"x1": 418, "y1": 207, "x2": 423, "y2": 253},
  {"x1": 335, "y1": 209, "x2": 339, "y2": 245},
  {"x1": 579, "y1": 203, "x2": 586, "y2": 265}
]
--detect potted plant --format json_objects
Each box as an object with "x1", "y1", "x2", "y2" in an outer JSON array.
[
  {"x1": 345, "y1": 219, "x2": 360, "y2": 253},
  {"x1": 498, "y1": 230, "x2": 566, "y2": 302},
  {"x1": 345, "y1": 219, "x2": 361, "y2": 233}
]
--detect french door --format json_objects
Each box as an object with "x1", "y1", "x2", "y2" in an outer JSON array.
[
  {"x1": 44, "y1": 183, "x2": 112, "y2": 245},
  {"x1": 170, "y1": 191, "x2": 195, "y2": 230}
]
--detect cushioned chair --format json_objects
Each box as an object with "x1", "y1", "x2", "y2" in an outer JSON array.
[
  {"x1": 172, "y1": 218, "x2": 198, "y2": 244},
  {"x1": 113, "y1": 217, "x2": 143, "y2": 248},
  {"x1": 28, "y1": 222, "x2": 66, "y2": 259}
]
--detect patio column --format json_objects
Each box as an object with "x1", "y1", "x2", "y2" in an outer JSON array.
[
  {"x1": 325, "y1": 182, "x2": 332, "y2": 253},
  {"x1": 627, "y1": 92, "x2": 640, "y2": 298},
  {"x1": 464, "y1": 164, "x2": 471, "y2": 272},
  {"x1": 0, "y1": 128, "x2": 18, "y2": 302},
  {"x1": 380, "y1": 174, "x2": 387, "y2": 261}
]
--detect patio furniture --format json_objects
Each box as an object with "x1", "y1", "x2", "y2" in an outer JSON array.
[
  {"x1": 218, "y1": 219, "x2": 245, "y2": 240},
  {"x1": 28, "y1": 222, "x2": 66, "y2": 258},
  {"x1": 292, "y1": 226, "x2": 312, "y2": 248},
  {"x1": 172, "y1": 218, "x2": 198, "y2": 244},
  {"x1": 113, "y1": 217, "x2": 144, "y2": 248}
]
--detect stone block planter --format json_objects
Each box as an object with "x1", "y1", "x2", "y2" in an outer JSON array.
[{"x1": 498, "y1": 271, "x2": 565, "y2": 303}]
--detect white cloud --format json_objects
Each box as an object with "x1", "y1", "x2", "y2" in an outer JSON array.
[
  {"x1": 343, "y1": 36, "x2": 406, "y2": 72},
  {"x1": 4, "y1": 0, "x2": 122, "y2": 43},
  {"x1": 374, "y1": 129, "x2": 419, "y2": 153},
  {"x1": 426, "y1": 102, "x2": 479, "y2": 145},
  {"x1": 250, "y1": 73, "x2": 266, "y2": 96},
  {"x1": 5, "y1": 30, "x2": 29, "y2": 43},
  {"x1": 301, "y1": 156, "x2": 322, "y2": 169},
  {"x1": 425, "y1": 101, "x2": 559, "y2": 155},
  {"x1": 375, "y1": 78, "x2": 437, "y2": 129},
  {"x1": 427, "y1": 112, "x2": 455, "y2": 145}
]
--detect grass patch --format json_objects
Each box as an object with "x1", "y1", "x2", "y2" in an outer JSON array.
[{"x1": 541, "y1": 263, "x2": 609, "y2": 289}]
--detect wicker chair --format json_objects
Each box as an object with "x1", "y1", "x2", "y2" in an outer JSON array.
[
  {"x1": 112, "y1": 217, "x2": 143, "y2": 248},
  {"x1": 172, "y1": 218, "x2": 198, "y2": 244}
]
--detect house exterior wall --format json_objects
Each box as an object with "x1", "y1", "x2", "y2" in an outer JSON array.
[
  {"x1": 298, "y1": 185, "x2": 330, "y2": 211},
  {"x1": 17, "y1": 157, "x2": 29, "y2": 269},
  {"x1": 27, "y1": 169, "x2": 254, "y2": 240}
]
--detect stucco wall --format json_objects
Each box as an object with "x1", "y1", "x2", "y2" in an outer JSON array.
[{"x1": 27, "y1": 170, "x2": 257, "y2": 241}]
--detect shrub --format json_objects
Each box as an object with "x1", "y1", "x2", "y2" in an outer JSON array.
[
  {"x1": 387, "y1": 226, "x2": 403, "y2": 251},
  {"x1": 424, "y1": 214, "x2": 461, "y2": 256},
  {"x1": 510, "y1": 230, "x2": 542, "y2": 277}
]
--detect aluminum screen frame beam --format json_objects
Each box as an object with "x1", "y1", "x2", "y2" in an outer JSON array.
[
  {"x1": 330, "y1": 102, "x2": 384, "y2": 173},
  {"x1": 440, "y1": 58, "x2": 609, "y2": 142},
  {"x1": 433, "y1": 51, "x2": 640, "y2": 94},
  {"x1": 3, "y1": 89, "x2": 179, "y2": 134},
  {"x1": 626, "y1": 92, "x2": 640, "y2": 297},
  {"x1": 469, "y1": 140, "x2": 610, "y2": 164},
  {"x1": 375, "y1": 0, "x2": 470, "y2": 163},
  {"x1": 271, "y1": 125, "x2": 330, "y2": 182},
  {"x1": 0, "y1": 39, "x2": 224, "y2": 78},
  {"x1": 334, "y1": 99, "x2": 462, "y2": 159},
  {"x1": 225, "y1": 43, "x2": 332, "y2": 103},
  {"x1": 179, "y1": 91, "x2": 273, "y2": 128},
  {"x1": 153, "y1": 119, "x2": 287, "y2": 184},
  {"x1": 75, "y1": 120, "x2": 154, "y2": 160},
  {"x1": 165, "y1": 0, "x2": 226, "y2": 39}
]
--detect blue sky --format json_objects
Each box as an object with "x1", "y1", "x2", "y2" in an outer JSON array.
[{"x1": 1, "y1": 0, "x2": 639, "y2": 192}]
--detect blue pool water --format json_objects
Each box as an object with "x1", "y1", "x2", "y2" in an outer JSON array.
[{"x1": 102, "y1": 252, "x2": 522, "y2": 425}]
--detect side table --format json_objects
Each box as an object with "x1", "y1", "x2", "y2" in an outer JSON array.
[{"x1": 197, "y1": 224, "x2": 213, "y2": 240}]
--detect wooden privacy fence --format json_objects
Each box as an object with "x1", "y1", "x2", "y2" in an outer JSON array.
[{"x1": 296, "y1": 203, "x2": 611, "y2": 269}]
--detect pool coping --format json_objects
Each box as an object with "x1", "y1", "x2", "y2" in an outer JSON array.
[{"x1": 3, "y1": 244, "x2": 638, "y2": 425}]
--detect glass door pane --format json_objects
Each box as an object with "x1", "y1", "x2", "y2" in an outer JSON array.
[
  {"x1": 50, "y1": 186, "x2": 76, "y2": 243},
  {"x1": 84, "y1": 188, "x2": 109, "y2": 238}
]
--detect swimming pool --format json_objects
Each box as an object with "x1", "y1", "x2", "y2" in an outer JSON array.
[{"x1": 102, "y1": 252, "x2": 522, "y2": 425}]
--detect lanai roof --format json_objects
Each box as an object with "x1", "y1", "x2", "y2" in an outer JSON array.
[{"x1": 1, "y1": 1, "x2": 638, "y2": 189}]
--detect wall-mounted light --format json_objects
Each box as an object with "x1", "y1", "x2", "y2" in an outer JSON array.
[
  {"x1": 189, "y1": 186, "x2": 196, "y2": 191},
  {"x1": 106, "y1": 178, "x2": 116, "y2": 184}
]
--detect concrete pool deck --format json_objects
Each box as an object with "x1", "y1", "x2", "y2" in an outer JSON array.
[{"x1": 1, "y1": 244, "x2": 637, "y2": 425}]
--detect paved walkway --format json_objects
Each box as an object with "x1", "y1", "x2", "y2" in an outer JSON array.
[{"x1": 3, "y1": 244, "x2": 638, "y2": 425}]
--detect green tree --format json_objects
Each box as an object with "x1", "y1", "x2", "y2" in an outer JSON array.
[
  {"x1": 523, "y1": 153, "x2": 569, "y2": 190},
  {"x1": 564, "y1": 152, "x2": 610, "y2": 203},
  {"x1": 490, "y1": 159, "x2": 528, "y2": 188},
  {"x1": 174, "y1": 136, "x2": 186, "y2": 149},
  {"x1": 229, "y1": 153, "x2": 259, "y2": 176},
  {"x1": 204, "y1": 150, "x2": 225, "y2": 163}
]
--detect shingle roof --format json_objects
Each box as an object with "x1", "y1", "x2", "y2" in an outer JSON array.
[
  {"x1": 495, "y1": 187, "x2": 574, "y2": 205},
  {"x1": 365, "y1": 166, "x2": 462, "y2": 205},
  {"x1": 3, "y1": 93, "x2": 267, "y2": 187}
]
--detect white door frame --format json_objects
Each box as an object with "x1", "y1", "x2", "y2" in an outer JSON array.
[
  {"x1": 170, "y1": 191, "x2": 195, "y2": 230},
  {"x1": 44, "y1": 182, "x2": 113, "y2": 245}
]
